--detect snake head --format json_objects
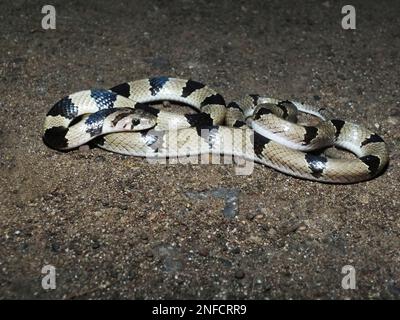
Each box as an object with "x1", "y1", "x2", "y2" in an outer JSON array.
[{"x1": 108, "y1": 108, "x2": 157, "y2": 131}]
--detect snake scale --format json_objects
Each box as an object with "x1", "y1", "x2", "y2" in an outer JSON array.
[{"x1": 43, "y1": 77, "x2": 389, "y2": 183}]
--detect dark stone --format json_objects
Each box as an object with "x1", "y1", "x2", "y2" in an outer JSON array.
[{"x1": 234, "y1": 270, "x2": 245, "y2": 279}]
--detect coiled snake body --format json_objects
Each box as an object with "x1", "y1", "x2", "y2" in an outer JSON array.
[{"x1": 43, "y1": 77, "x2": 389, "y2": 183}]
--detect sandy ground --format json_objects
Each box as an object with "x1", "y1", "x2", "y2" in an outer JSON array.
[{"x1": 0, "y1": 0, "x2": 399, "y2": 299}]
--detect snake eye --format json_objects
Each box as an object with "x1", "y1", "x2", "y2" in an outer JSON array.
[
  {"x1": 130, "y1": 116, "x2": 156, "y2": 131},
  {"x1": 131, "y1": 119, "x2": 140, "y2": 127}
]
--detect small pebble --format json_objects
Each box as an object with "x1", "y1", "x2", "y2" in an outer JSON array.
[
  {"x1": 298, "y1": 224, "x2": 307, "y2": 231},
  {"x1": 94, "y1": 211, "x2": 102, "y2": 217},
  {"x1": 118, "y1": 203, "x2": 128, "y2": 210},
  {"x1": 140, "y1": 233, "x2": 149, "y2": 241},
  {"x1": 234, "y1": 270, "x2": 245, "y2": 279},
  {"x1": 198, "y1": 247, "x2": 209, "y2": 257},
  {"x1": 92, "y1": 241, "x2": 101, "y2": 249},
  {"x1": 51, "y1": 243, "x2": 61, "y2": 252},
  {"x1": 101, "y1": 200, "x2": 110, "y2": 207},
  {"x1": 231, "y1": 247, "x2": 241, "y2": 254},
  {"x1": 246, "y1": 212, "x2": 256, "y2": 220},
  {"x1": 78, "y1": 145, "x2": 90, "y2": 152},
  {"x1": 146, "y1": 250, "x2": 154, "y2": 258},
  {"x1": 359, "y1": 194, "x2": 369, "y2": 205},
  {"x1": 322, "y1": 1, "x2": 330, "y2": 8},
  {"x1": 387, "y1": 116, "x2": 398, "y2": 125}
]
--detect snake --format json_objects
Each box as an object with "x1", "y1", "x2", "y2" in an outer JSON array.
[{"x1": 43, "y1": 77, "x2": 389, "y2": 183}]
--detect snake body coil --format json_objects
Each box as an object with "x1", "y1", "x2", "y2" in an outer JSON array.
[{"x1": 43, "y1": 77, "x2": 389, "y2": 183}]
